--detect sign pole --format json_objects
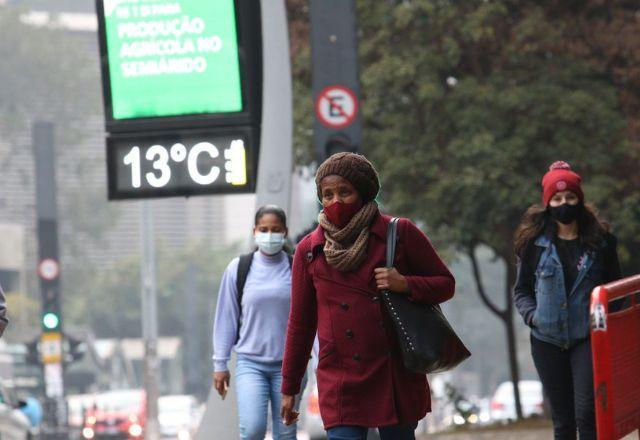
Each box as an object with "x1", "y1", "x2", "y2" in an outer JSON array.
[
  {"x1": 310, "y1": 0, "x2": 363, "y2": 162},
  {"x1": 33, "y1": 121, "x2": 68, "y2": 439},
  {"x1": 141, "y1": 201, "x2": 160, "y2": 439},
  {"x1": 254, "y1": 0, "x2": 293, "y2": 213}
]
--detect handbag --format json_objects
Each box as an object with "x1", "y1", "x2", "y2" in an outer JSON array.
[{"x1": 382, "y1": 217, "x2": 471, "y2": 374}]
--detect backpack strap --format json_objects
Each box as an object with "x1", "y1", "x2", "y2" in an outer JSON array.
[
  {"x1": 235, "y1": 251, "x2": 293, "y2": 342},
  {"x1": 235, "y1": 252, "x2": 255, "y2": 343}
]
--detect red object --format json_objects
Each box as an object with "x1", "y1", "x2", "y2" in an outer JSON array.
[
  {"x1": 282, "y1": 213, "x2": 455, "y2": 429},
  {"x1": 82, "y1": 390, "x2": 146, "y2": 439},
  {"x1": 490, "y1": 401, "x2": 505, "y2": 411},
  {"x1": 307, "y1": 388, "x2": 321, "y2": 415},
  {"x1": 315, "y1": 85, "x2": 359, "y2": 129},
  {"x1": 323, "y1": 199, "x2": 364, "y2": 228},
  {"x1": 590, "y1": 274, "x2": 640, "y2": 440},
  {"x1": 541, "y1": 161, "x2": 584, "y2": 206}
]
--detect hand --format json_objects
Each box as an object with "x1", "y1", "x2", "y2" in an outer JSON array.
[
  {"x1": 214, "y1": 371, "x2": 230, "y2": 400},
  {"x1": 374, "y1": 267, "x2": 409, "y2": 293},
  {"x1": 280, "y1": 394, "x2": 299, "y2": 426}
]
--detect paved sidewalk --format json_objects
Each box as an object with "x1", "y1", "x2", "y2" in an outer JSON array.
[{"x1": 422, "y1": 427, "x2": 637, "y2": 440}]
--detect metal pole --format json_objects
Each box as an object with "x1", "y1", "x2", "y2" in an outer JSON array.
[
  {"x1": 310, "y1": 0, "x2": 363, "y2": 161},
  {"x1": 33, "y1": 121, "x2": 68, "y2": 439},
  {"x1": 141, "y1": 201, "x2": 159, "y2": 439},
  {"x1": 254, "y1": 0, "x2": 293, "y2": 214}
]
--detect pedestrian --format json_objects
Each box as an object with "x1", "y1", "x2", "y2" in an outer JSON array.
[
  {"x1": 513, "y1": 161, "x2": 621, "y2": 440},
  {"x1": 212, "y1": 205, "x2": 305, "y2": 440},
  {"x1": 280, "y1": 152, "x2": 456, "y2": 440},
  {"x1": 0, "y1": 284, "x2": 7, "y2": 337}
]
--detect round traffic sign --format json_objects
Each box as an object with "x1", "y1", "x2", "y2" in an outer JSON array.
[
  {"x1": 315, "y1": 85, "x2": 358, "y2": 129},
  {"x1": 38, "y1": 258, "x2": 60, "y2": 281}
]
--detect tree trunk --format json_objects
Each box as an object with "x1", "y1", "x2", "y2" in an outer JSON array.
[
  {"x1": 505, "y1": 253, "x2": 524, "y2": 420},
  {"x1": 468, "y1": 246, "x2": 524, "y2": 420}
]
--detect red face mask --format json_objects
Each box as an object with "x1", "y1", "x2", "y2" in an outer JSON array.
[{"x1": 324, "y1": 200, "x2": 363, "y2": 228}]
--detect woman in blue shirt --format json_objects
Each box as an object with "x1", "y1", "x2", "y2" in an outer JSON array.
[
  {"x1": 212, "y1": 205, "x2": 304, "y2": 440},
  {"x1": 514, "y1": 162, "x2": 621, "y2": 440}
]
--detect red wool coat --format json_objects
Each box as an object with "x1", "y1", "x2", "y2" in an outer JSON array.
[{"x1": 281, "y1": 213, "x2": 455, "y2": 429}]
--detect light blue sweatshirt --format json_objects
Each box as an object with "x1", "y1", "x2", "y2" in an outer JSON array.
[{"x1": 212, "y1": 250, "x2": 292, "y2": 372}]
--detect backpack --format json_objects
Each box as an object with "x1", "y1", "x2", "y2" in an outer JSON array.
[{"x1": 235, "y1": 252, "x2": 293, "y2": 342}]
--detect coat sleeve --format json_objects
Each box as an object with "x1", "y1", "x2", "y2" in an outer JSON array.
[
  {"x1": 0, "y1": 284, "x2": 7, "y2": 337},
  {"x1": 281, "y1": 238, "x2": 317, "y2": 396},
  {"x1": 513, "y1": 244, "x2": 537, "y2": 327},
  {"x1": 399, "y1": 218, "x2": 455, "y2": 305}
]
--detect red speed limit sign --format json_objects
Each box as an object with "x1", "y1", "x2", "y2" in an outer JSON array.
[
  {"x1": 315, "y1": 85, "x2": 359, "y2": 129},
  {"x1": 38, "y1": 258, "x2": 60, "y2": 281}
]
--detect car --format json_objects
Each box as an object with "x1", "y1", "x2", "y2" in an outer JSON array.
[
  {"x1": 82, "y1": 389, "x2": 146, "y2": 439},
  {"x1": 0, "y1": 380, "x2": 33, "y2": 440},
  {"x1": 490, "y1": 380, "x2": 544, "y2": 421},
  {"x1": 158, "y1": 394, "x2": 199, "y2": 439},
  {"x1": 68, "y1": 394, "x2": 97, "y2": 439}
]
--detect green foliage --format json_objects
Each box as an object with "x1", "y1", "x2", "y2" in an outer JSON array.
[
  {"x1": 67, "y1": 242, "x2": 237, "y2": 338},
  {"x1": 352, "y1": 0, "x2": 638, "y2": 270}
]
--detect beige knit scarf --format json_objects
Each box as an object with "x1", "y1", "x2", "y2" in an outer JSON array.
[{"x1": 318, "y1": 201, "x2": 379, "y2": 272}]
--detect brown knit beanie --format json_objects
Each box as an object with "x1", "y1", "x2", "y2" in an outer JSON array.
[{"x1": 315, "y1": 152, "x2": 380, "y2": 202}]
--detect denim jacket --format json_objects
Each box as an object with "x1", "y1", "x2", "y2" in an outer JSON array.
[{"x1": 529, "y1": 235, "x2": 603, "y2": 348}]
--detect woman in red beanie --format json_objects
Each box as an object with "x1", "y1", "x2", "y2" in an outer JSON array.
[
  {"x1": 513, "y1": 161, "x2": 621, "y2": 440},
  {"x1": 279, "y1": 152, "x2": 455, "y2": 440}
]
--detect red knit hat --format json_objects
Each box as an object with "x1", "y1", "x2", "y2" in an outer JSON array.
[{"x1": 541, "y1": 161, "x2": 584, "y2": 206}]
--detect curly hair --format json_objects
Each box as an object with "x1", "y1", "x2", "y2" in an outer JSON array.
[{"x1": 513, "y1": 202, "x2": 610, "y2": 257}]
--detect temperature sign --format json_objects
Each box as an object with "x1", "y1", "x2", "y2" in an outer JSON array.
[{"x1": 107, "y1": 129, "x2": 255, "y2": 199}]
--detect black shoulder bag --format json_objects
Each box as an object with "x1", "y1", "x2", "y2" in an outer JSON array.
[{"x1": 382, "y1": 218, "x2": 471, "y2": 374}]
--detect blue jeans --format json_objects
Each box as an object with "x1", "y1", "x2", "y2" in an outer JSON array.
[
  {"x1": 327, "y1": 423, "x2": 417, "y2": 440},
  {"x1": 236, "y1": 356, "x2": 305, "y2": 440}
]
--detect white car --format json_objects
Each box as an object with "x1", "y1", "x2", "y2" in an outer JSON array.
[
  {"x1": 490, "y1": 380, "x2": 544, "y2": 421},
  {"x1": 158, "y1": 394, "x2": 199, "y2": 439}
]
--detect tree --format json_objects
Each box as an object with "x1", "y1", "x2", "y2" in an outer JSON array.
[
  {"x1": 353, "y1": 0, "x2": 638, "y2": 419},
  {"x1": 68, "y1": 242, "x2": 239, "y2": 398}
]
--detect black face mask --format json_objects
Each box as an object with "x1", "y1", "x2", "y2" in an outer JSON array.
[{"x1": 549, "y1": 203, "x2": 581, "y2": 225}]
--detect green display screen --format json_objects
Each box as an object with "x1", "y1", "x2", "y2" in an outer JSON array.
[{"x1": 102, "y1": 0, "x2": 244, "y2": 120}]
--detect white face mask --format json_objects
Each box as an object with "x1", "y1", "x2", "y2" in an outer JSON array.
[{"x1": 254, "y1": 232, "x2": 285, "y2": 255}]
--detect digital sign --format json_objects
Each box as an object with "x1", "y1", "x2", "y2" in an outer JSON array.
[
  {"x1": 100, "y1": 0, "x2": 244, "y2": 120},
  {"x1": 107, "y1": 129, "x2": 255, "y2": 199},
  {"x1": 96, "y1": 0, "x2": 262, "y2": 200}
]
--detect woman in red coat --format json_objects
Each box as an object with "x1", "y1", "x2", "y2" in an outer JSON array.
[{"x1": 280, "y1": 153, "x2": 455, "y2": 440}]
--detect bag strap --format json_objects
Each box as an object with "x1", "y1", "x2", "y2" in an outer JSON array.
[{"x1": 386, "y1": 217, "x2": 400, "y2": 268}]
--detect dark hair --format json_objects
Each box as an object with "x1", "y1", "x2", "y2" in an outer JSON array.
[
  {"x1": 514, "y1": 202, "x2": 610, "y2": 257},
  {"x1": 255, "y1": 205, "x2": 287, "y2": 228}
]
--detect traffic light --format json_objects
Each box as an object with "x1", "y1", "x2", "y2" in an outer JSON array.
[
  {"x1": 324, "y1": 134, "x2": 357, "y2": 159},
  {"x1": 65, "y1": 335, "x2": 86, "y2": 364},
  {"x1": 42, "y1": 311, "x2": 60, "y2": 330},
  {"x1": 25, "y1": 338, "x2": 40, "y2": 365},
  {"x1": 40, "y1": 285, "x2": 62, "y2": 331}
]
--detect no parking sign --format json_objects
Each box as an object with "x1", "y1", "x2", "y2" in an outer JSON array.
[{"x1": 315, "y1": 85, "x2": 359, "y2": 129}]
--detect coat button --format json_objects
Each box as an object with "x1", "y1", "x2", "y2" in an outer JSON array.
[
  {"x1": 378, "y1": 321, "x2": 385, "y2": 330},
  {"x1": 346, "y1": 329, "x2": 354, "y2": 339},
  {"x1": 371, "y1": 295, "x2": 381, "y2": 302},
  {"x1": 561, "y1": 302, "x2": 567, "y2": 309},
  {"x1": 340, "y1": 303, "x2": 349, "y2": 311},
  {"x1": 352, "y1": 353, "x2": 361, "y2": 361}
]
